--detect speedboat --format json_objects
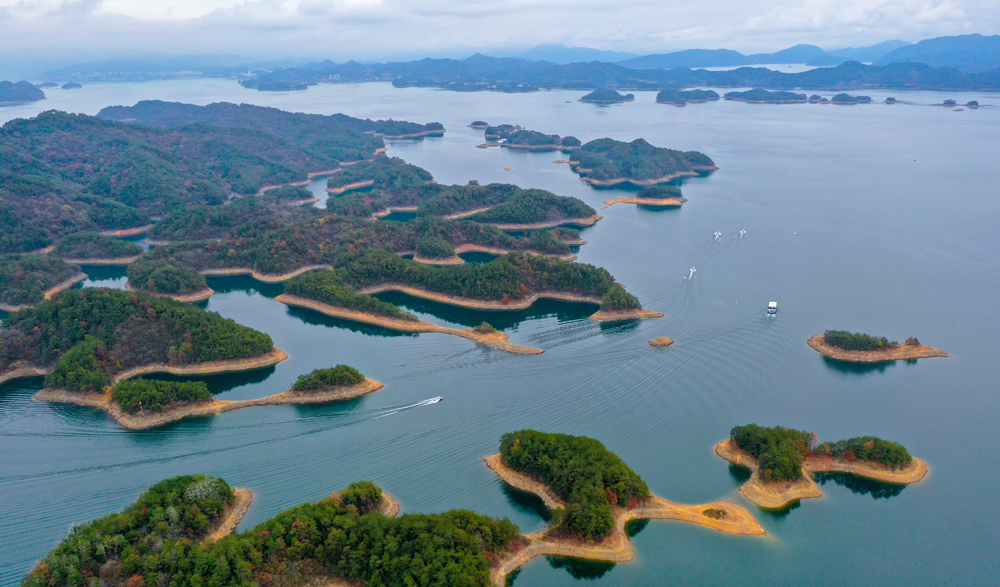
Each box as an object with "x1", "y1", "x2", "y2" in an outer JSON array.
[{"x1": 767, "y1": 301, "x2": 777, "y2": 315}]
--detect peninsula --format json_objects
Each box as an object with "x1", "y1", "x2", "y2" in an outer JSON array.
[
  {"x1": 724, "y1": 89, "x2": 808, "y2": 103},
  {"x1": 603, "y1": 185, "x2": 688, "y2": 207},
  {"x1": 0, "y1": 80, "x2": 45, "y2": 104},
  {"x1": 0, "y1": 254, "x2": 86, "y2": 311},
  {"x1": 569, "y1": 138, "x2": 717, "y2": 186},
  {"x1": 0, "y1": 288, "x2": 281, "y2": 403},
  {"x1": 487, "y1": 430, "x2": 764, "y2": 586},
  {"x1": 38, "y1": 363, "x2": 384, "y2": 430},
  {"x1": 656, "y1": 88, "x2": 720, "y2": 105},
  {"x1": 807, "y1": 331, "x2": 950, "y2": 362},
  {"x1": 717, "y1": 424, "x2": 928, "y2": 509},
  {"x1": 125, "y1": 258, "x2": 215, "y2": 302},
  {"x1": 51, "y1": 232, "x2": 143, "y2": 265}
]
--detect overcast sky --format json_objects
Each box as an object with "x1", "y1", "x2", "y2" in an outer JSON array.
[{"x1": 1, "y1": 0, "x2": 997, "y2": 71}]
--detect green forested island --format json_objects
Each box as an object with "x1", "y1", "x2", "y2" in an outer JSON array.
[
  {"x1": 0, "y1": 80, "x2": 45, "y2": 103},
  {"x1": 0, "y1": 288, "x2": 274, "y2": 393},
  {"x1": 830, "y1": 93, "x2": 873, "y2": 104},
  {"x1": 126, "y1": 258, "x2": 209, "y2": 296},
  {"x1": 499, "y1": 429, "x2": 650, "y2": 539},
  {"x1": 0, "y1": 255, "x2": 82, "y2": 308},
  {"x1": 483, "y1": 124, "x2": 581, "y2": 150},
  {"x1": 51, "y1": 232, "x2": 143, "y2": 260},
  {"x1": 655, "y1": 88, "x2": 720, "y2": 105},
  {"x1": 291, "y1": 364, "x2": 366, "y2": 391},
  {"x1": 580, "y1": 88, "x2": 635, "y2": 103},
  {"x1": 823, "y1": 330, "x2": 918, "y2": 351},
  {"x1": 22, "y1": 475, "x2": 521, "y2": 587},
  {"x1": 729, "y1": 424, "x2": 914, "y2": 482},
  {"x1": 724, "y1": 89, "x2": 808, "y2": 103},
  {"x1": 569, "y1": 138, "x2": 716, "y2": 185},
  {"x1": 110, "y1": 379, "x2": 213, "y2": 414}
]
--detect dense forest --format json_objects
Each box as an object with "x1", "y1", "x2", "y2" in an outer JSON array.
[
  {"x1": 23, "y1": 476, "x2": 521, "y2": 587},
  {"x1": 0, "y1": 80, "x2": 45, "y2": 103},
  {"x1": 0, "y1": 288, "x2": 273, "y2": 393},
  {"x1": 484, "y1": 124, "x2": 581, "y2": 149},
  {"x1": 326, "y1": 155, "x2": 595, "y2": 223},
  {"x1": 51, "y1": 232, "x2": 143, "y2": 259},
  {"x1": 97, "y1": 100, "x2": 441, "y2": 152},
  {"x1": 127, "y1": 258, "x2": 209, "y2": 295},
  {"x1": 814, "y1": 437, "x2": 913, "y2": 469},
  {"x1": 0, "y1": 254, "x2": 81, "y2": 307},
  {"x1": 635, "y1": 185, "x2": 683, "y2": 199},
  {"x1": 824, "y1": 330, "x2": 903, "y2": 351},
  {"x1": 291, "y1": 365, "x2": 366, "y2": 391},
  {"x1": 569, "y1": 138, "x2": 716, "y2": 183},
  {"x1": 111, "y1": 379, "x2": 213, "y2": 413},
  {"x1": 724, "y1": 89, "x2": 808, "y2": 102},
  {"x1": 730, "y1": 424, "x2": 814, "y2": 481},
  {"x1": 284, "y1": 270, "x2": 419, "y2": 320},
  {"x1": 655, "y1": 89, "x2": 720, "y2": 104},
  {"x1": 580, "y1": 88, "x2": 634, "y2": 102},
  {"x1": 500, "y1": 430, "x2": 650, "y2": 540}
]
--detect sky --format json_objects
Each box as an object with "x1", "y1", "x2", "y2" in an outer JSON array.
[{"x1": 1, "y1": 0, "x2": 998, "y2": 73}]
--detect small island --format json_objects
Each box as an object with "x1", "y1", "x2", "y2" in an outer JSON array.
[
  {"x1": 0, "y1": 289, "x2": 287, "y2": 426},
  {"x1": 468, "y1": 120, "x2": 490, "y2": 128},
  {"x1": 61, "y1": 82, "x2": 82, "y2": 89},
  {"x1": 580, "y1": 88, "x2": 635, "y2": 103},
  {"x1": 0, "y1": 80, "x2": 45, "y2": 104},
  {"x1": 649, "y1": 336, "x2": 674, "y2": 347},
  {"x1": 807, "y1": 330, "x2": 950, "y2": 362},
  {"x1": 23, "y1": 476, "x2": 521, "y2": 587},
  {"x1": 98, "y1": 364, "x2": 381, "y2": 429},
  {"x1": 126, "y1": 257, "x2": 215, "y2": 302},
  {"x1": 830, "y1": 93, "x2": 873, "y2": 104},
  {"x1": 724, "y1": 89, "x2": 808, "y2": 103},
  {"x1": 568, "y1": 138, "x2": 717, "y2": 186},
  {"x1": 717, "y1": 424, "x2": 928, "y2": 509},
  {"x1": 886, "y1": 96, "x2": 899, "y2": 103},
  {"x1": 0, "y1": 254, "x2": 87, "y2": 311},
  {"x1": 260, "y1": 184, "x2": 320, "y2": 204},
  {"x1": 603, "y1": 185, "x2": 688, "y2": 207},
  {"x1": 655, "y1": 88, "x2": 720, "y2": 106},
  {"x1": 479, "y1": 124, "x2": 582, "y2": 151},
  {"x1": 487, "y1": 430, "x2": 764, "y2": 585},
  {"x1": 51, "y1": 232, "x2": 143, "y2": 265}
]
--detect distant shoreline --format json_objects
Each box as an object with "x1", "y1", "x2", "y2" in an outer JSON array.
[
  {"x1": 60, "y1": 254, "x2": 142, "y2": 266},
  {"x1": 125, "y1": 282, "x2": 215, "y2": 303},
  {"x1": 577, "y1": 167, "x2": 717, "y2": 187},
  {"x1": 603, "y1": 196, "x2": 687, "y2": 207}
]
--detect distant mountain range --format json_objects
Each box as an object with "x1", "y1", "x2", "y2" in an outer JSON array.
[
  {"x1": 614, "y1": 42, "x2": 905, "y2": 69},
  {"x1": 41, "y1": 55, "x2": 295, "y2": 82},
  {"x1": 513, "y1": 44, "x2": 637, "y2": 64},
  {"x1": 874, "y1": 34, "x2": 1000, "y2": 72}
]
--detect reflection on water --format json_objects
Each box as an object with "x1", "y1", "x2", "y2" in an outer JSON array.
[
  {"x1": 759, "y1": 499, "x2": 801, "y2": 519},
  {"x1": 546, "y1": 557, "x2": 616, "y2": 580},
  {"x1": 284, "y1": 305, "x2": 420, "y2": 338},
  {"x1": 814, "y1": 472, "x2": 906, "y2": 500},
  {"x1": 728, "y1": 463, "x2": 752, "y2": 484},
  {"x1": 139, "y1": 366, "x2": 277, "y2": 395},
  {"x1": 205, "y1": 275, "x2": 285, "y2": 298},
  {"x1": 625, "y1": 518, "x2": 649, "y2": 538},
  {"x1": 821, "y1": 356, "x2": 897, "y2": 375},
  {"x1": 374, "y1": 291, "x2": 596, "y2": 330},
  {"x1": 457, "y1": 251, "x2": 498, "y2": 264},
  {"x1": 500, "y1": 482, "x2": 552, "y2": 522}
]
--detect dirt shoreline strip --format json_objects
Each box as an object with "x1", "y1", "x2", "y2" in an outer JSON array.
[
  {"x1": 60, "y1": 254, "x2": 143, "y2": 266},
  {"x1": 125, "y1": 282, "x2": 215, "y2": 303},
  {"x1": 276, "y1": 295, "x2": 544, "y2": 355},
  {"x1": 715, "y1": 439, "x2": 929, "y2": 509},
  {"x1": 0, "y1": 273, "x2": 88, "y2": 312},
  {"x1": 603, "y1": 196, "x2": 687, "y2": 207},
  {"x1": 807, "y1": 334, "x2": 950, "y2": 362},
  {"x1": 485, "y1": 454, "x2": 765, "y2": 587},
  {"x1": 204, "y1": 489, "x2": 254, "y2": 543}
]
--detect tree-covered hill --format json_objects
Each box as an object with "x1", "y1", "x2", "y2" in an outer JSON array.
[
  {"x1": 483, "y1": 124, "x2": 581, "y2": 149},
  {"x1": 655, "y1": 89, "x2": 719, "y2": 104},
  {"x1": 724, "y1": 89, "x2": 808, "y2": 102},
  {"x1": 0, "y1": 81, "x2": 45, "y2": 103},
  {"x1": 569, "y1": 138, "x2": 715, "y2": 183},
  {"x1": 500, "y1": 430, "x2": 650, "y2": 539},
  {"x1": 580, "y1": 88, "x2": 634, "y2": 102},
  {"x1": 0, "y1": 288, "x2": 274, "y2": 393},
  {"x1": 51, "y1": 232, "x2": 143, "y2": 259},
  {"x1": 0, "y1": 255, "x2": 81, "y2": 307},
  {"x1": 23, "y1": 477, "x2": 520, "y2": 587}
]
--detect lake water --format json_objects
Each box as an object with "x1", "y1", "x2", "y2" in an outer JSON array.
[{"x1": 1, "y1": 81, "x2": 998, "y2": 587}]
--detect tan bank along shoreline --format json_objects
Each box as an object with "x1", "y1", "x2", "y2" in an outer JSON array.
[
  {"x1": 807, "y1": 334, "x2": 950, "y2": 362},
  {"x1": 484, "y1": 453, "x2": 765, "y2": 587},
  {"x1": 715, "y1": 439, "x2": 929, "y2": 509},
  {"x1": 0, "y1": 273, "x2": 88, "y2": 312}
]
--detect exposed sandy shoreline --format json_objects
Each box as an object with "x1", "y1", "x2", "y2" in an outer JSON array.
[
  {"x1": 277, "y1": 295, "x2": 544, "y2": 355},
  {"x1": 101, "y1": 225, "x2": 152, "y2": 237},
  {"x1": 355, "y1": 283, "x2": 602, "y2": 312},
  {"x1": 603, "y1": 196, "x2": 687, "y2": 207},
  {"x1": 326, "y1": 180, "x2": 375, "y2": 195},
  {"x1": 412, "y1": 254, "x2": 465, "y2": 266},
  {"x1": 589, "y1": 308, "x2": 664, "y2": 322},
  {"x1": 329, "y1": 489, "x2": 401, "y2": 518},
  {"x1": 649, "y1": 336, "x2": 674, "y2": 347},
  {"x1": 443, "y1": 206, "x2": 493, "y2": 220},
  {"x1": 200, "y1": 265, "x2": 332, "y2": 283},
  {"x1": 578, "y1": 166, "x2": 718, "y2": 187},
  {"x1": 807, "y1": 334, "x2": 950, "y2": 362},
  {"x1": 453, "y1": 243, "x2": 576, "y2": 261},
  {"x1": 60, "y1": 254, "x2": 142, "y2": 266},
  {"x1": 488, "y1": 213, "x2": 603, "y2": 230},
  {"x1": 0, "y1": 273, "x2": 88, "y2": 312},
  {"x1": 370, "y1": 205, "x2": 418, "y2": 219},
  {"x1": 204, "y1": 488, "x2": 254, "y2": 543},
  {"x1": 0, "y1": 366, "x2": 47, "y2": 386},
  {"x1": 485, "y1": 453, "x2": 764, "y2": 586},
  {"x1": 715, "y1": 439, "x2": 929, "y2": 509},
  {"x1": 125, "y1": 282, "x2": 215, "y2": 303}
]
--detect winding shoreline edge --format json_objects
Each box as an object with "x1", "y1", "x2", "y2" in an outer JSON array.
[
  {"x1": 715, "y1": 439, "x2": 929, "y2": 509},
  {"x1": 806, "y1": 334, "x2": 950, "y2": 362},
  {"x1": 0, "y1": 273, "x2": 88, "y2": 312},
  {"x1": 484, "y1": 453, "x2": 765, "y2": 587}
]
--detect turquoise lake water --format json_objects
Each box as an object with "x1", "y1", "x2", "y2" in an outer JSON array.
[{"x1": 1, "y1": 80, "x2": 998, "y2": 586}]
